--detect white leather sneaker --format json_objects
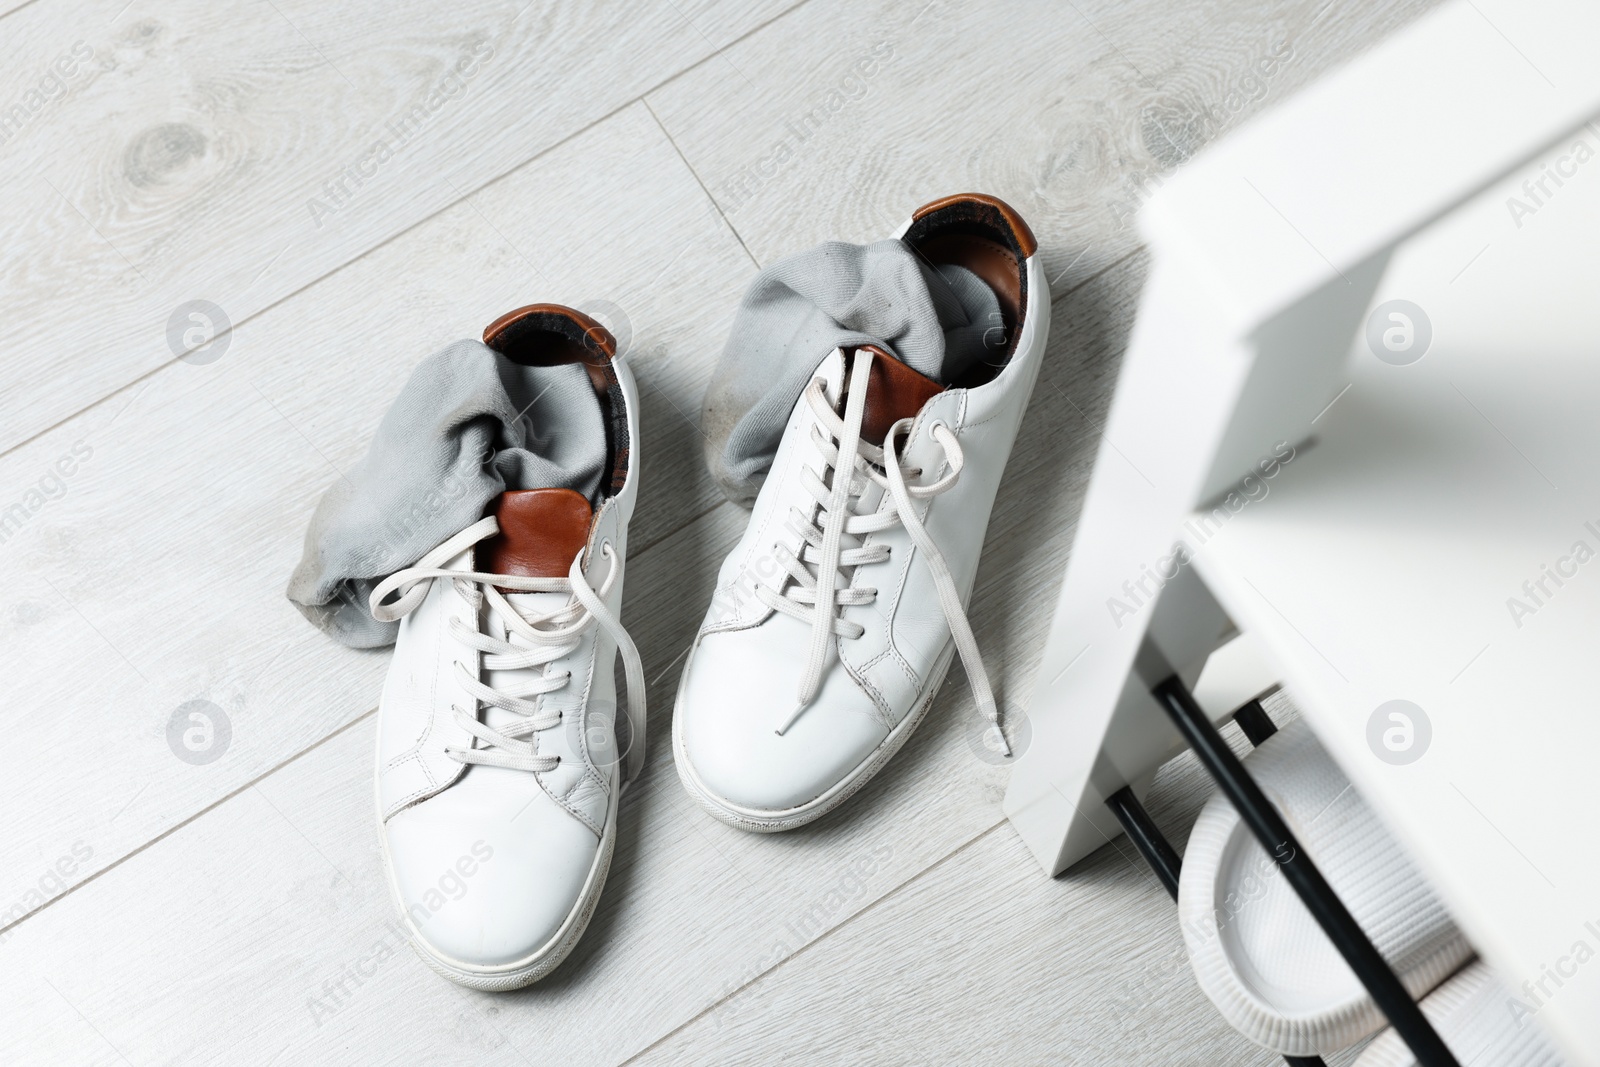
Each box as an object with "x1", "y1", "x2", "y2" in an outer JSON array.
[
  {"x1": 673, "y1": 194, "x2": 1048, "y2": 831},
  {"x1": 368, "y1": 305, "x2": 645, "y2": 989}
]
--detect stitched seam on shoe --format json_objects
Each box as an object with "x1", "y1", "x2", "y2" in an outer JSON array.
[
  {"x1": 698, "y1": 602, "x2": 773, "y2": 637},
  {"x1": 384, "y1": 755, "x2": 439, "y2": 820},
  {"x1": 730, "y1": 414, "x2": 802, "y2": 628},
  {"x1": 860, "y1": 644, "x2": 920, "y2": 698},
  {"x1": 872, "y1": 551, "x2": 928, "y2": 704},
  {"x1": 961, "y1": 387, "x2": 1018, "y2": 430},
  {"x1": 536, "y1": 636, "x2": 605, "y2": 837},
  {"x1": 402, "y1": 577, "x2": 452, "y2": 775},
  {"x1": 844, "y1": 655, "x2": 895, "y2": 729}
]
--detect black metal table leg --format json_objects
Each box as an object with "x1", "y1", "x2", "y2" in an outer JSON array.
[
  {"x1": 1106, "y1": 786, "x2": 1183, "y2": 900},
  {"x1": 1105, "y1": 784, "x2": 1327, "y2": 1067},
  {"x1": 1151, "y1": 674, "x2": 1461, "y2": 1067},
  {"x1": 1233, "y1": 699, "x2": 1279, "y2": 746}
]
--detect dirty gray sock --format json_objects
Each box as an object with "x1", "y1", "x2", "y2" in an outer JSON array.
[
  {"x1": 286, "y1": 339, "x2": 606, "y2": 648},
  {"x1": 702, "y1": 238, "x2": 1001, "y2": 505}
]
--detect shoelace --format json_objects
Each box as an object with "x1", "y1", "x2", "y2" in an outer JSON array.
[
  {"x1": 756, "y1": 347, "x2": 1008, "y2": 755},
  {"x1": 368, "y1": 515, "x2": 646, "y2": 781}
]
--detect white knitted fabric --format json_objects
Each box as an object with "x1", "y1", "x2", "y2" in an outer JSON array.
[
  {"x1": 1354, "y1": 961, "x2": 1569, "y2": 1066},
  {"x1": 1178, "y1": 718, "x2": 1474, "y2": 1056}
]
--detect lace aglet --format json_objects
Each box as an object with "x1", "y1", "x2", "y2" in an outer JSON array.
[
  {"x1": 775, "y1": 699, "x2": 810, "y2": 736},
  {"x1": 984, "y1": 723, "x2": 1012, "y2": 759}
]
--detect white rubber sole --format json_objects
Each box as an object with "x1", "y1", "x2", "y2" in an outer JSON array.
[
  {"x1": 374, "y1": 750, "x2": 618, "y2": 991},
  {"x1": 671, "y1": 636, "x2": 957, "y2": 833}
]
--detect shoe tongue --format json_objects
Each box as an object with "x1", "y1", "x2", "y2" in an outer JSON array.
[
  {"x1": 850, "y1": 344, "x2": 945, "y2": 446},
  {"x1": 482, "y1": 488, "x2": 593, "y2": 581}
]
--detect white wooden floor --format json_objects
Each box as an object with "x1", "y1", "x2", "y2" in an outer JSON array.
[{"x1": 0, "y1": 2, "x2": 1437, "y2": 1063}]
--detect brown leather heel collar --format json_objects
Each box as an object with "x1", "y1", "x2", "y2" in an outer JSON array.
[
  {"x1": 483, "y1": 303, "x2": 616, "y2": 362},
  {"x1": 910, "y1": 192, "x2": 1037, "y2": 258}
]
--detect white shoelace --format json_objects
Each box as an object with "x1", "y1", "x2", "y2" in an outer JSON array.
[
  {"x1": 368, "y1": 515, "x2": 646, "y2": 780},
  {"x1": 757, "y1": 347, "x2": 1008, "y2": 755}
]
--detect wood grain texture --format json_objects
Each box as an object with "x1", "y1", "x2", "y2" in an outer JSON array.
[
  {"x1": 0, "y1": 250, "x2": 1148, "y2": 1067},
  {"x1": 0, "y1": 0, "x2": 794, "y2": 456},
  {"x1": 628, "y1": 749, "x2": 1284, "y2": 1067},
  {"x1": 0, "y1": 101, "x2": 756, "y2": 931},
  {"x1": 0, "y1": 685, "x2": 1314, "y2": 1067},
  {"x1": 627, "y1": 695, "x2": 1368, "y2": 1067},
  {"x1": 0, "y1": 0, "x2": 1441, "y2": 1062},
  {"x1": 646, "y1": 0, "x2": 1439, "y2": 282},
  {"x1": 0, "y1": 503, "x2": 1030, "y2": 1066}
]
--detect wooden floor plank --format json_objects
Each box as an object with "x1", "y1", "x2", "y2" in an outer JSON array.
[
  {"x1": 0, "y1": 0, "x2": 796, "y2": 457},
  {"x1": 627, "y1": 700, "x2": 1360, "y2": 1067},
  {"x1": 0, "y1": 101, "x2": 757, "y2": 931},
  {"x1": 0, "y1": 4, "x2": 1448, "y2": 1063},
  {"x1": 0, "y1": 246, "x2": 1148, "y2": 1067},
  {"x1": 646, "y1": 0, "x2": 1438, "y2": 283},
  {"x1": 0, "y1": 500, "x2": 1005, "y2": 1066}
]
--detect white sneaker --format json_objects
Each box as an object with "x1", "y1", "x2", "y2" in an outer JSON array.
[
  {"x1": 672, "y1": 194, "x2": 1049, "y2": 831},
  {"x1": 369, "y1": 305, "x2": 644, "y2": 989}
]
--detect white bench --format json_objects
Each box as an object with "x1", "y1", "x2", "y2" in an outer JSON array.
[{"x1": 1004, "y1": 0, "x2": 1600, "y2": 1061}]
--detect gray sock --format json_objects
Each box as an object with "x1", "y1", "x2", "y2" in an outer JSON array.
[
  {"x1": 285, "y1": 339, "x2": 606, "y2": 648},
  {"x1": 702, "y1": 238, "x2": 1000, "y2": 505}
]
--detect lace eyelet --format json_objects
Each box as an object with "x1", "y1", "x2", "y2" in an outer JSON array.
[{"x1": 928, "y1": 419, "x2": 949, "y2": 436}]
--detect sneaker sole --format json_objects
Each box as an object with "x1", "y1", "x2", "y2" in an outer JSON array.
[
  {"x1": 671, "y1": 636, "x2": 957, "y2": 833},
  {"x1": 374, "y1": 748, "x2": 618, "y2": 991}
]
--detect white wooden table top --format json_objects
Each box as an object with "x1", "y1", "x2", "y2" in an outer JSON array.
[
  {"x1": 1191, "y1": 134, "x2": 1600, "y2": 1059},
  {"x1": 0, "y1": 0, "x2": 1435, "y2": 1063}
]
